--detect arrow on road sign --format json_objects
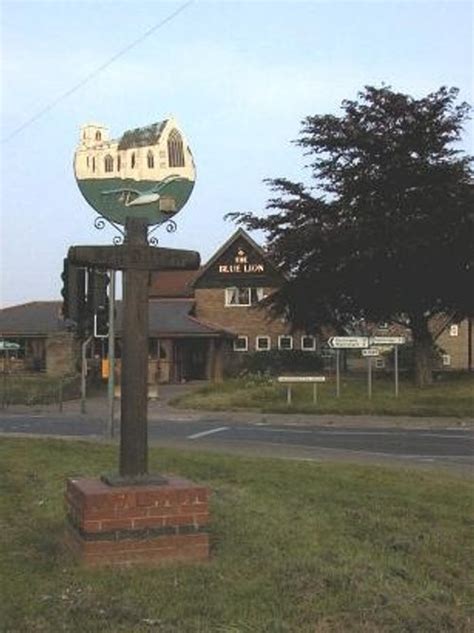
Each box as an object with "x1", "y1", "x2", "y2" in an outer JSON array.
[{"x1": 327, "y1": 337, "x2": 369, "y2": 349}]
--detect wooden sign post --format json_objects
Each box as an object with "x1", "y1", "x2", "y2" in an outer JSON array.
[{"x1": 69, "y1": 217, "x2": 200, "y2": 480}]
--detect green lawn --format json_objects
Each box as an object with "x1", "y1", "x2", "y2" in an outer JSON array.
[
  {"x1": 171, "y1": 374, "x2": 474, "y2": 418},
  {"x1": 1, "y1": 437, "x2": 473, "y2": 632}
]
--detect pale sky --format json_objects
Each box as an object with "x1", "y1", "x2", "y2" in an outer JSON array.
[{"x1": 1, "y1": 0, "x2": 472, "y2": 307}]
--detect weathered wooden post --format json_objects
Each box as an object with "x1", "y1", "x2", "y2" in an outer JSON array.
[{"x1": 120, "y1": 217, "x2": 150, "y2": 478}]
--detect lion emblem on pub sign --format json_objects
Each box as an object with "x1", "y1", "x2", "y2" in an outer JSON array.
[{"x1": 73, "y1": 117, "x2": 196, "y2": 226}]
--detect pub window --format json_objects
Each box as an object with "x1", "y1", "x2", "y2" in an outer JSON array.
[
  {"x1": 442, "y1": 354, "x2": 451, "y2": 366},
  {"x1": 449, "y1": 324, "x2": 459, "y2": 337},
  {"x1": 131, "y1": 152, "x2": 136, "y2": 168},
  {"x1": 225, "y1": 287, "x2": 264, "y2": 306},
  {"x1": 278, "y1": 335, "x2": 293, "y2": 350},
  {"x1": 104, "y1": 154, "x2": 114, "y2": 172},
  {"x1": 167, "y1": 129, "x2": 185, "y2": 168},
  {"x1": 301, "y1": 335, "x2": 316, "y2": 351},
  {"x1": 147, "y1": 150, "x2": 155, "y2": 168},
  {"x1": 95, "y1": 131, "x2": 102, "y2": 141},
  {"x1": 233, "y1": 336, "x2": 248, "y2": 352},
  {"x1": 256, "y1": 336, "x2": 271, "y2": 351}
]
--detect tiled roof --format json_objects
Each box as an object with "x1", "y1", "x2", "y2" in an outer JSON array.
[
  {"x1": 117, "y1": 121, "x2": 167, "y2": 150},
  {"x1": 149, "y1": 269, "x2": 202, "y2": 298},
  {"x1": 0, "y1": 302, "x2": 66, "y2": 335},
  {"x1": 0, "y1": 300, "x2": 234, "y2": 339}
]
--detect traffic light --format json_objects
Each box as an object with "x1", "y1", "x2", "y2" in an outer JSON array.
[
  {"x1": 88, "y1": 269, "x2": 109, "y2": 337},
  {"x1": 61, "y1": 258, "x2": 86, "y2": 323}
]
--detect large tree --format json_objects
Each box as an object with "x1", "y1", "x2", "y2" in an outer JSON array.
[{"x1": 232, "y1": 86, "x2": 474, "y2": 386}]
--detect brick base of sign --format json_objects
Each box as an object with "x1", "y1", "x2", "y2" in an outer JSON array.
[{"x1": 64, "y1": 477, "x2": 210, "y2": 567}]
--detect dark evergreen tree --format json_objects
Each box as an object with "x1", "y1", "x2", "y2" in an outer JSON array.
[{"x1": 231, "y1": 86, "x2": 474, "y2": 386}]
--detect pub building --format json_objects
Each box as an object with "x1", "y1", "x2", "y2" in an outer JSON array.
[{"x1": 1, "y1": 228, "x2": 472, "y2": 380}]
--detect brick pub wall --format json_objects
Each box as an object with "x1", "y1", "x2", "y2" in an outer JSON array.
[
  {"x1": 194, "y1": 288, "x2": 307, "y2": 352},
  {"x1": 436, "y1": 318, "x2": 473, "y2": 370}
]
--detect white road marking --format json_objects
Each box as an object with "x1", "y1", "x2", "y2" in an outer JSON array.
[{"x1": 188, "y1": 426, "x2": 229, "y2": 440}]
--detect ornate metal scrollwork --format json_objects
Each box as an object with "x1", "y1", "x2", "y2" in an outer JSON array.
[
  {"x1": 166, "y1": 220, "x2": 177, "y2": 233},
  {"x1": 93, "y1": 214, "x2": 125, "y2": 244},
  {"x1": 94, "y1": 216, "x2": 106, "y2": 230},
  {"x1": 148, "y1": 236, "x2": 159, "y2": 246}
]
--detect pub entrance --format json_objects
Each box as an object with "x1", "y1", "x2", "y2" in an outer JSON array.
[{"x1": 175, "y1": 339, "x2": 209, "y2": 382}]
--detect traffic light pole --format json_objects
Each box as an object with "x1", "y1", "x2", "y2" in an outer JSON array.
[{"x1": 107, "y1": 270, "x2": 116, "y2": 438}]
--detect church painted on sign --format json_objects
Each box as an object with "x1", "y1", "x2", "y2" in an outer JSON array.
[{"x1": 73, "y1": 118, "x2": 196, "y2": 226}]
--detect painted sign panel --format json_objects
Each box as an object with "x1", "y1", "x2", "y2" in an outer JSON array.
[
  {"x1": 327, "y1": 337, "x2": 369, "y2": 349},
  {"x1": 370, "y1": 336, "x2": 406, "y2": 346},
  {"x1": 277, "y1": 376, "x2": 326, "y2": 383},
  {"x1": 362, "y1": 348, "x2": 380, "y2": 357},
  {"x1": 73, "y1": 118, "x2": 196, "y2": 226}
]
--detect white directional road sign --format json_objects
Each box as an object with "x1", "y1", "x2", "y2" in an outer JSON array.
[
  {"x1": 370, "y1": 336, "x2": 405, "y2": 346},
  {"x1": 362, "y1": 348, "x2": 380, "y2": 357},
  {"x1": 327, "y1": 337, "x2": 369, "y2": 349},
  {"x1": 278, "y1": 376, "x2": 326, "y2": 383}
]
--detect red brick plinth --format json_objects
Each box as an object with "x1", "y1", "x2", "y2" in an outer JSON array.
[{"x1": 64, "y1": 477, "x2": 210, "y2": 567}]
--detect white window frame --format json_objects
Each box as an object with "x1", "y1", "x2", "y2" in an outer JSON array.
[
  {"x1": 449, "y1": 324, "x2": 459, "y2": 337},
  {"x1": 378, "y1": 322, "x2": 389, "y2": 330},
  {"x1": 256, "y1": 336, "x2": 271, "y2": 351},
  {"x1": 442, "y1": 354, "x2": 451, "y2": 366},
  {"x1": 278, "y1": 335, "x2": 293, "y2": 350},
  {"x1": 225, "y1": 287, "x2": 264, "y2": 307},
  {"x1": 301, "y1": 335, "x2": 316, "y2": 351},
  {"x1": 233, "y1": 336, "x2": 248, "y2": 352}
]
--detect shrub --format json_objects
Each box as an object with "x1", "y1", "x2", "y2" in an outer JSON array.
[{"x1": 239, "y1": 350, "x2": 324, "y2": 377}]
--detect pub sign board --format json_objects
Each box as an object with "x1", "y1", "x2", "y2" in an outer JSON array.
[
  {"x1": 73, "y1": 117, "x2": 196, "y2": 226},
  {"x1": 194, "y1": 232, "x2": 283, "y2": 289}
]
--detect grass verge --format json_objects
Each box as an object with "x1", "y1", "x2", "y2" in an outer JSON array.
[
  {"x1": 171, "y1": 374, "x2": 474, "y2": 418},
  {"x1": 1, "y1": 437, "x2": 473, "y2": 632}
]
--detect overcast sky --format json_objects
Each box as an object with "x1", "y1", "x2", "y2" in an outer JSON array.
[{"x1": 1, "y1": 0, "x2": 472, "y2": 307}]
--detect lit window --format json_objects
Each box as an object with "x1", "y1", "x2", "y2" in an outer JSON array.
[
  {"x1": 278, "y1": 336, "x2": 293, "y2": 350},
  {"x1": 442, "y1": 354, "x2": 451, "y2": 366},
  {"x1": 104, "y1": 154, "x2": 114, "y2": 173},
  {"x1": 449, "y1": 324, "x2": 459, "y2": 337},
  {"x1": 147, "y1": 150, "x2": 154, "y2": 168},
  {"x1": 95, "y1": 131, "x2": 102, "y2": 141},
  {"x1": 131, "y1": 152, "x2": 136, "y2": 169},
  {"x1": 301, "y1": 335, "x2": 316, "y2": 351},
  {"x1": 225, "y1": 287, "x2": 264, "y2": 306},
  {"x1": 256, "y1": 336, "x2": 271, "y2": 351},
  {"x1": 233, "y1": 336, "x2": 248, "y2": 352},
  {"x1": 167, "y1": 129, "x2": 185, "y2": 167}
]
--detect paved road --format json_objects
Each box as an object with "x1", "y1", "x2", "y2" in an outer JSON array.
[{"x1": 1, "y1": 412, "x2": 472, "y2": 470}]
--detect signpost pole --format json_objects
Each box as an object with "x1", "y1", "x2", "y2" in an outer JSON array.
[
  {"x1": 313, "y1": 383, "x2": 318, "y2": 405},
  {"x1": 120, "y1": 218, "x2": 149, "y2": 478},
  {"x1": 107, "y1": 269, "x2": 116, "y2": 438},
  {"x1": 367, "y1": 356, "x2": 373, "y2": 399},
  {"x1": 394, "y1": 345, "x2": 399, "y2": 398},
  {"x1": 336, "y1": 349, "x2": 341, "y2": 398},
  {"x1": 81, "y1": 336, "x2": 93, "y2": 414}
]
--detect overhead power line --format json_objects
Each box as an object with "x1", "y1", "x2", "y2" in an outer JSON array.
[{"x1": 2, "y1": 0, "x2": 194, "y2": 144}]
